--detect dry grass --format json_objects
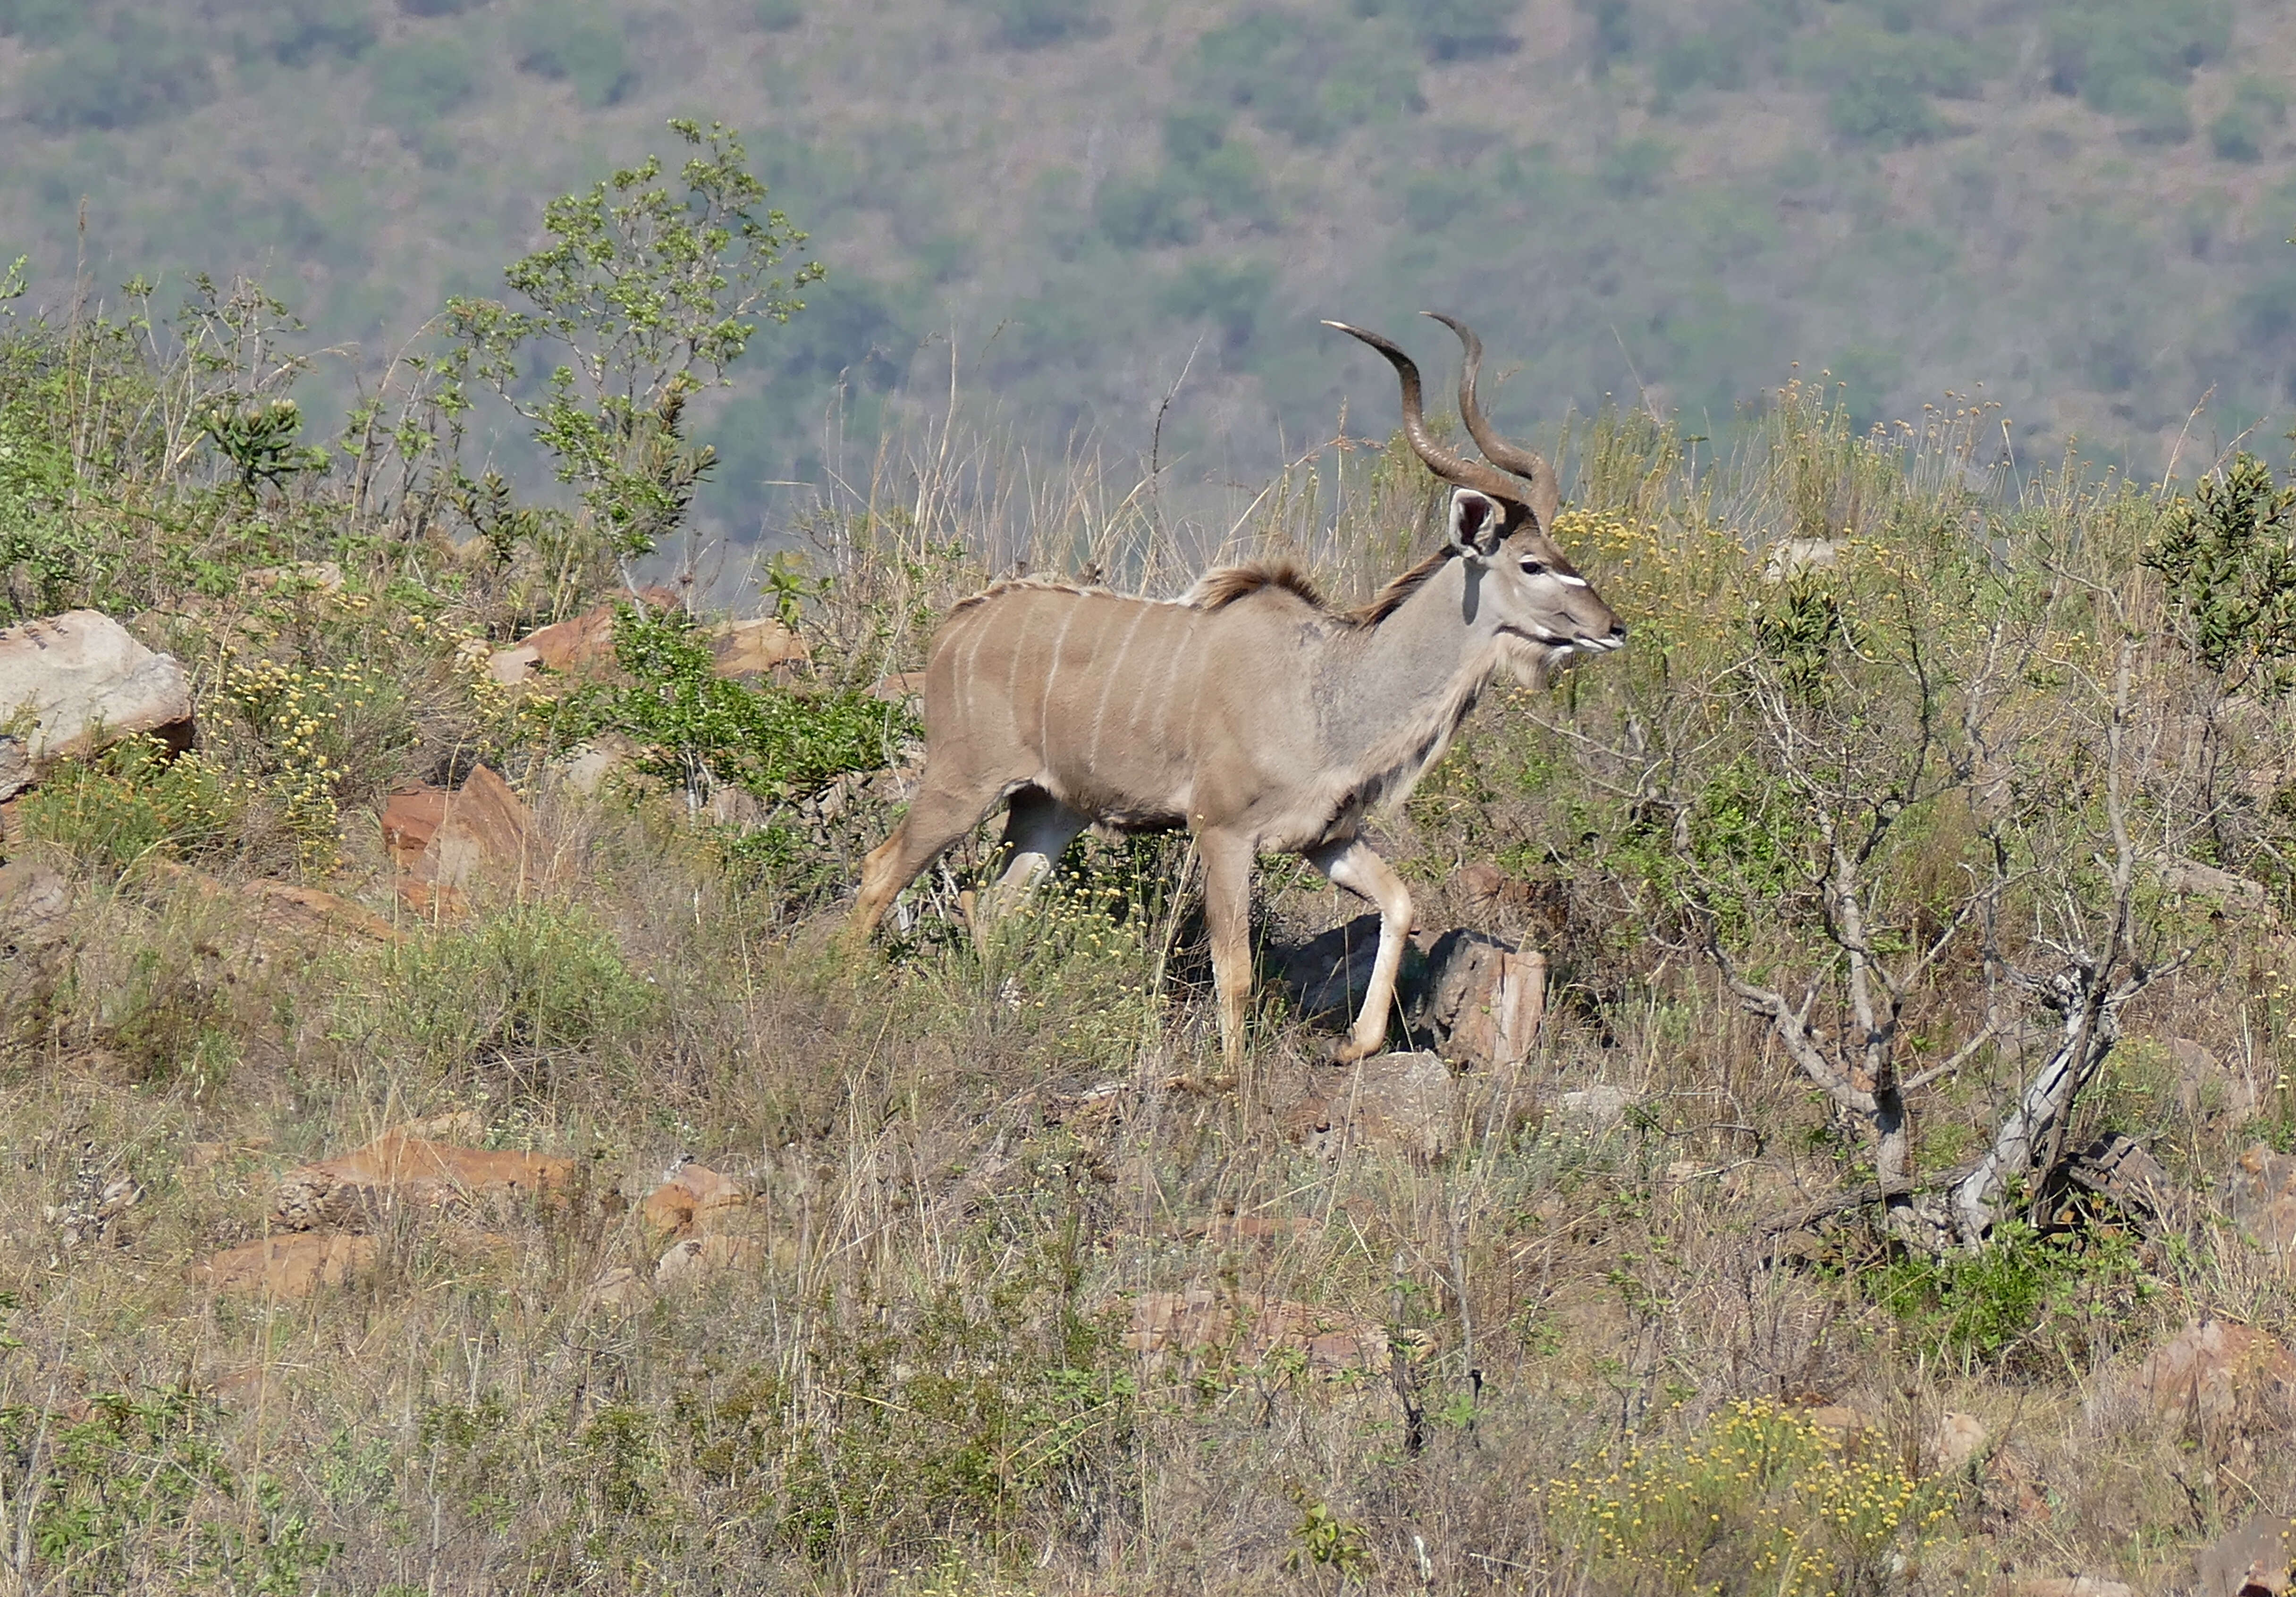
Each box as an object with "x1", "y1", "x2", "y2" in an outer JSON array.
[{"x1": 3, "y1": 371, "x2": 2296, "y2": 1597}]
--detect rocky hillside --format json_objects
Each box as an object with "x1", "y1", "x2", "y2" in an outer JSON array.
[
  {"x1": 2, "y1": 0, "x2": 2295, "y2": 535},
  {"x1": 7, "y1": 166, "x2": 2296, "y2": 1590}
]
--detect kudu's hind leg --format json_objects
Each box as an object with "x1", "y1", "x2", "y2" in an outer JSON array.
[
  {"x1": 848, "y1": 773, "x2": 1006, "y2": 942},
  {"x1": 1308, "y1": 838, "x2": 1413, "y2": 1063},
  {"x1": 1199, "y1": 829, "x2": 1256, "y2": 1077},
  {"x1": 975, "y1": 789, "x2": 1091, "y2": 930}
]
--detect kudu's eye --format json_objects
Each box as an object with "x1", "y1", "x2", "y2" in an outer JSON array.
[{"x1": 1518, "y1": 557, "x2": 1546, "y2": 576}]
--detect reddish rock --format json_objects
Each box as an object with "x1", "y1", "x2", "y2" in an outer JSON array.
[
  {"x1": 1425, "y1": 929, "x2": 1547, "y2": 1069},
  {"x1": 1123, "y1": 1287, "x2": 1386, "y2": 1371},
  {"x1": 194, "y1": 1232, "x2": 376, "y2": 1299},
  {"x1": 0, "y1": 611, "x2": 194, "y2": 800},
  {"x1": 709, "y1": 617, "x2": 807, "y2": 677},
  {"x1": 655, "y1": 1232, "x2": 760, "y2": 1288},
  {"x1": 382, "y1": 765, "x2": 531, "y2": 912},
  {"x1": 2127, "y1": 1318, "x2": 2296, "y2": 1427},
  {"x1": 0, "y1": 857, "x2": 68, "y2": 952},
  {"x1": 641, "y1": 1163, "x2": 748, "y2": 1239},
  {"x1": 2197, "y1": 1513, "x2": 2296, "y2": 1597},
  {"x1": 868, "y1": 670, "x2": 929, "y2": 704},
  {"x1": 486, "y1": 590, "x2": 683, "y2": 687},
  {"x1": 274, "y1": 1130, "x2": 576, "y2": 1230},
  {"x1": 2232, "y1": 1144, "x2": 2296, "y2": 1258}
]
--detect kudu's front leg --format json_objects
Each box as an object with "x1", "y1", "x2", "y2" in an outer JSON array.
[
  {"x1": 1199, "y1": 829, "x2": 1256, "y2": 1076},
  {"x1": 1309, "y1": 837, "x2": 1412, "y2": 1063}
]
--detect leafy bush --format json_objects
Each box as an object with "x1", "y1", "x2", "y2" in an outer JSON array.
[
  {"x1": 24, "y1": 24, "x2": 217, "y2": 132},
  {"x1": 754, "y1": 0, "x2": 802, "y2": 28},
  {"x1": 1862, "y1": 1222, "x2": 2154, "y2": 1373},
  {"x1": 17, "y1": 739, "x2": 245, "y2": 873},
  {"x1": 2144, "y1": 452, "x2": 2296, "y2": 692},
  {"x1": 508, "y1": 1, "x2": 636, "y2": 107},
  {"x1": 1156, "y1": 259, "x2": 1274, "y2": 356},
  {"x1": 400, "y1": 0, "x2": 489, "y2": 14},
  {"x1": 368, "y1": 36, "x2": 479, "y2": 129},
  {"x1": 1094, "y1": 174, "x2": 1199, "y2": 249},
  {"x1": 560, "y1": 605, "x2": 909, "y2": 802},
  {"x1": 1548, "y1": 1400, "x2": 1954, "y2": 1595},
  {"x1": 1795, "y1": 23, "x2": 1985, "y2": 148}
]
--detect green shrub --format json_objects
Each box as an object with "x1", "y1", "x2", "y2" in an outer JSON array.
[
  {"x1": 1861, "y1": 1221, "x2": 2155, "y2": 1374},
  {"x1": 2211, "y1": 77, "x2": 2287, "y2": 161},
  {"x1": 1794, "y1": 22, "x2": 1985, "y2": 148},
  {"x1": 754, "y1": 0, "x2": 802, "y2": 27},
  {"x1": 558, "y1": 605, "x2": 909, "y2": 803},
  {"x1": 1549, "y1": 1399, "x2": 1954, "y2": 1595},
  {"x1": 17, "y1": 739, "x2": 246, "y2": 872},
  {"x1": 368, "y1": 36, "x2": 478, "y2": 129},
  {"x1": 400, "y1": 0, "x2": 489, "y2": 14},
  {"x1": 508, "y1": 1, "x2": 635, "y2": 106},
  {"x1": 2144, "y1": 452, "x2": 2296, "y2": 692},
  {"x1": 24, "y1": 25, "x2": 217, "y2": 132}
]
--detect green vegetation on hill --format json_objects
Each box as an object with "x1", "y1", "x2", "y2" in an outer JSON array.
[{"x1": 1, "y1": 0, "x2": 2294, "y2": 533}]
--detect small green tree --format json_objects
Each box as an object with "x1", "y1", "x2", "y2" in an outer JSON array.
[
  {"x1": 447, "y1": 119, "x2": 823, "y2": 562},
  {"x1": 2143, "y1": 451, "x2": 2296, "y2": 694}
]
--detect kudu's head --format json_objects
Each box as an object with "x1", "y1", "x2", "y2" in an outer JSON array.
[{"x1": 1326, "y1": 316, "x2": 1626, "y2": 677}]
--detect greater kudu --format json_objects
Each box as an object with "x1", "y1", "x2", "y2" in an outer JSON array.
[{"x1": 849, "y1": 317, "x2": 1626, "y2": 1071}]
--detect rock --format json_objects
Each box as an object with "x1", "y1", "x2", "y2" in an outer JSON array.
[
  {"x1": 382, "y1": 765, "x2": 531, "y2": 912},
  {"x1": 2127, "y1": 1318, "x2": 2296, "y2": 1428},
  {"x1": 2060, "y1": 1132, "x2": 2184, "y2": 1230},
  {"x1": 552, "y1": 734, "x2": 641, "y2": 798},
  {"x1": 194, "y1": 1232, "x2": 377, "y2": 1299},
  {"x1": 1763, "y1": 537, "x2": 1840, "y2": 583},
  {"x1": 1999, "y1": 1580, "x2": 2134, "y2": 1597},
  {"x1": 273, "y1": 1130, "x2": 577, "y2": 1230},
  {"x1": 1934, "y1": 1410, "x2": 1986, "y2": 1472},
  {"x1": 2231, "y1": 1144, "x2": 2296, "y2": 1259},
  {"x1": 641, "y1": 1163, "x2": 748, "y2": 1239},
  {"x1": 0, "y1": 857, "x2": 68, "y2": 953},
  {"x1": 1283, "y1": 1051, "x2": 1459, "y2": 1161},
  {"x1": 0, "y1": 611, "x2": 194, "y2": 800},
  {"x1": 709, "y1": 617, "x2": 807, "y2": 677},
  {"x1": 144, "y1": 860, "x2": 396, "y2": 943},
  {"x1": 246, "y1": 561, "x2": 344, "y2": 594},
  {"x1": 1123, "y1": 1287, "x2": 1387, "y2": 1372},
  {"x1": 1800, "y1": 1404, "x2": 1873, "y2": 1438},
  {"x1": 1423, "y1": 928, "x2": 1546, "y2": 1069},
  {"x1": 582, "y1": 1265, "x2": 650, "y2": 1313},
  {"x1": 2197, "y1": 1513, "x2": 2296, "y2": 1597},
  {"x1": 1553, "y1": 1084, "x2": 1636, "y2": 1134},
  {"x1": 869, "y1": 670, "x2": 929, "y2": 704},
  {"x1": 2172, "y1": 1038, "x2": 2259, "y2": 1121},
  {"x1": 485, "y1": 591, "x2": 681, "y2": 687},
  {"x1": 2160, "y1": 858, "x2": 2270, "y2": 914},
  {"x1": 655, "y1": 1232, "x2": 759, "y2": 1288}
]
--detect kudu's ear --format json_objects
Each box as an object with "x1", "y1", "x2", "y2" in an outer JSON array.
[{"x1": 1447, "y1": 488, "x2": 1505, "y2": 563}]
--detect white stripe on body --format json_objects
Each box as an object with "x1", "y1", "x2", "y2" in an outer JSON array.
[{"x1": 1087, "y1": 604, "x2": 1153, "y2": 767}]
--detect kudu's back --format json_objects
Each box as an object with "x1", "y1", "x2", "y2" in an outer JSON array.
[{"x1": 920, "y1": 579, "x2": 1316, "y2": 831}]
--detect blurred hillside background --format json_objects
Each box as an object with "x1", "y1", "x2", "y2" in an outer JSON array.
[{"x1": 2, "y1": 0, "x2": 2292, "y2": 538}]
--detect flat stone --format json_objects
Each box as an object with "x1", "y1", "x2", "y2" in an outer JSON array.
[
  {"x1": 1283, "y1": 1051, "x2": 1459, "y2": 1161},
  {"x1": 1554, "y1": 1084, "x2": 1636, "y2": 1133},
  {"x1": 274, "y1": 1131, "x2": 576, "y2": 1230},
  {"x1": 2172, "y1": 1038, "x2": 2259, "y2": 1121},
  {"x1": 0, "y1": 611, "x2": 193, "y2": 800},
  {"x1": 709, "y1": 617, "x2": 807, "y2": 676},
  {"x1": 655, "y1": 1232, "x2": 759, "y2": 1288},
  {"x1": 641, "y1": 1163, "x2": 748, "y2": 1239},
  {"x1": 383, "y1": 765, "x2": 531, "y2": 913},
  {"x1": 2197, "y1": 1513, "x2": 2296, "y2": 1597},
  {"x1": 2127, "y1": 1318, "x2": 2296, "y2": 1427},
  {"x1": 1934, "y1": 1410, "x2": 1985, "y2": 1472},
  {"x1": 194, "y1": 1232, "x2": 376, "y2": 1299},
  {"x1": 2000, "y1": 1580, "x2": 2134, "y2": 1597},
  {"x1": 2231, "y1": 1144, "x2": 2296, "y2": 1258},
  {"x1": 0, "y1": 857, "x2": 68, "y2": 952}
]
